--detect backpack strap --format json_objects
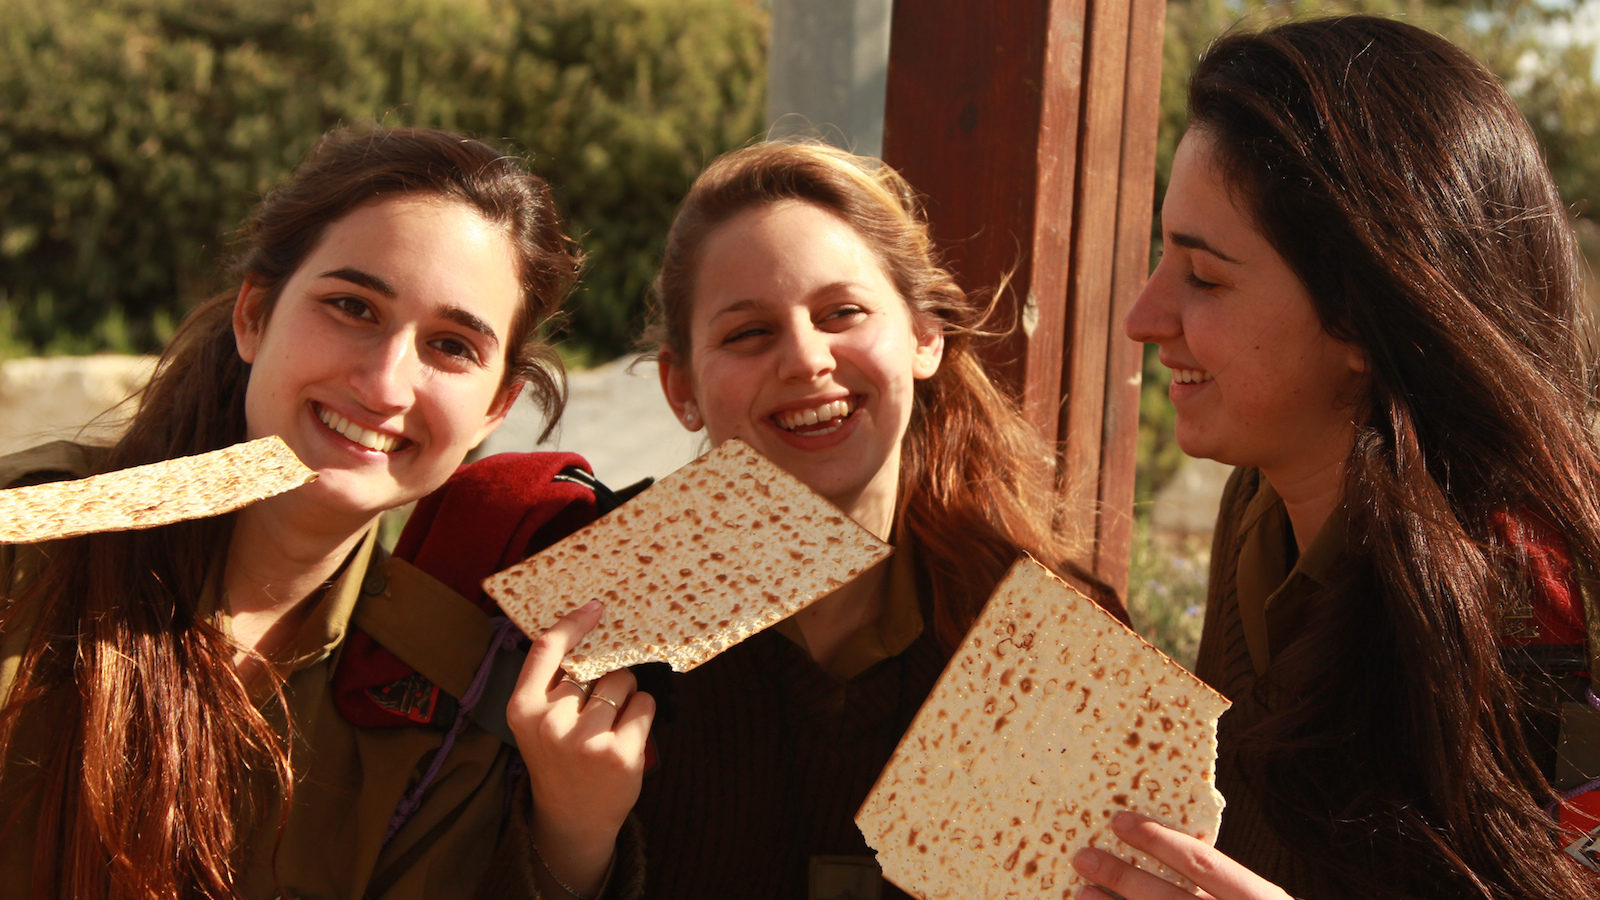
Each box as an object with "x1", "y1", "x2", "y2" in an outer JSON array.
[
  {"x1": 351, "y1": 555, "x2": 525, "y2": 746},
  {"x1": 333, "y1": 451, "x2": 598, "y2": 731}
]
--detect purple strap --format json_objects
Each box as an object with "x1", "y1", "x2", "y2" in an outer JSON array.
[
  {"x1": 1546, "y1": 687, "x2": 1600, "y2": 819},
  {"x1": 384, "y1": 617, "x2": 521, "y2": 844}
]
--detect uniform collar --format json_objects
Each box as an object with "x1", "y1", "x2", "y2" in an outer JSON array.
[
  {"x1": 209, "y1": 527, "x2": 379, "y2": 677},
  {"x1": 1234, "y1": 476, "x2": 1346, "y2": 675}
]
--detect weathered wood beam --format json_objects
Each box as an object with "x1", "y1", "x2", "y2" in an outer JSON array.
[{"x1": 883, "y1": 0, "x2": 1165, "y2": 601}]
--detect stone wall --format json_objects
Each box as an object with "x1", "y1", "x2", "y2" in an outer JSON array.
[{"x1": 0, "y1": 356, "x2": 155, "y2": 457}]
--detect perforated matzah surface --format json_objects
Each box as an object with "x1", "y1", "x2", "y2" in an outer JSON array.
[
  {"x1": 857, "y1": 556, "x2": 1229, "y2": 898},
  {"x1": 484, "y1": 439, "x2": 893, "y2": 682}
]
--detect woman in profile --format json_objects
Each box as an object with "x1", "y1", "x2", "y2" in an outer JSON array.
[
  {"x1": 0, "y1": 127, "x2": 650, "y2": 899},
  {"x1": 1074, "y1": 16, "x2": 1600, "y2": 900}
]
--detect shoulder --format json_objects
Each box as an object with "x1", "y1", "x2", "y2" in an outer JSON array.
[{"x1": 0, "y1": 441, "x2": 107, "y2": 489}]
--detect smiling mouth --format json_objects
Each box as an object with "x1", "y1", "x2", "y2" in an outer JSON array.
[
  {"x1": 1171, "y1": 368, "x2": 1212, "y2": 385},
  {"x1": 774, "y1": 398, "x2": 856, "y2": 436},
  {"x1": 316, "y1": 404, "x2": 403, "y2": 453}
]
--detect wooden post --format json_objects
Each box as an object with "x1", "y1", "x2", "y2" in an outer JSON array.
[{"x1": 883, "y1": 0, "x2": 1165, "y2": 602}]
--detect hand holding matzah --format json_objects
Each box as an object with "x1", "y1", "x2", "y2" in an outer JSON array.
[
  {"x1": 1072, "y1": 810, "x2": 1293, "y2": 900},
  {"x1": 483, "y1": 439, "x2": 893, "y2": 682},
  {"x1": 510, "y1": 600, "x2": 655, "y2": 897},
  {"x1": 857, "y1": 556, "x2": 1229, "y2": 899}
]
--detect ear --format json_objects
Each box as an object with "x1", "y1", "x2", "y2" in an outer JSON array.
[
  {"x1": 233, "y1": 281, "x2": 267, "y2": 364},
  {"x1": 658, "y1": 348, "x2": 704, "y2": 432},
  {"x1": 471, "y1": 381, "x2": 524, "y2": 447},
  {"x1": 1345, "y1": 342, "x2": 1369, "y2": 375},
  {"x1": 912, "y1": 319, "x2": 945, "y2": 380}
]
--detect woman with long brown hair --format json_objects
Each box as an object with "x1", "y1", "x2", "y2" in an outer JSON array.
[
  {"x1": 1073, "y1": 15, "x2": 1600, "y2": 900},
  {"x1": 630, "y1": 140, "x2": 1121, "y2": 898},
  {"x1": 0, "y1": 126, "x2": 651, "y2": 899}
]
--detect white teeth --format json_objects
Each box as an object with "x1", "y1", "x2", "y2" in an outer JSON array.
[
  {"x1": 317, "y1": 406, "x2": 400, "y2": 452},
  {"x1": 776, "y1": 398, "x2": 855, "y2": 432},
  {"x1": 1171, "y1": 368, "x2": 1213, "y2": 385}
]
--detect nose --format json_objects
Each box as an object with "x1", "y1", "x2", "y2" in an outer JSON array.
[
  {"x1": 349, "y1": 331, "x2": 416, "y2": 414},
  {"x1": 1124, "y1": 257, "x2": 1181, "y2": 344},
  {"x1": 776, "y1": 320, "x2": 836, "y2": 383}
]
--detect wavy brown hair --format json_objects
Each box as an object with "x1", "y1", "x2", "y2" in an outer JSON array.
[
  {"x1": 644, "y1": 141, "x2": 1098, "y2": 650},
  {"x1": 1190, "y1": 16, "x2": 1600, "y2": 899},
  {"x1": 0, "y1": 126, "x2": 580, "y2": 899}
]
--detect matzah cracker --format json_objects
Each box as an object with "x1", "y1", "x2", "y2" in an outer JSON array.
[
  {"x1": 0, "y1": 436, "x2": 315, "y2": 543},
  {"x1": 484, "y1": 439, "x2": 892, "y2": 682},
  {"x1": 856, "y1": 556, "x2": 1229, "y2": 898}
]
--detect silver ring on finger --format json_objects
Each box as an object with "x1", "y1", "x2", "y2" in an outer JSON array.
[
  {"x1": 588, "y1": 692, "x2": 622, "y2": 712},
  {"x1": 556, "y1": 672, "x2": 589, "y2": 694}
]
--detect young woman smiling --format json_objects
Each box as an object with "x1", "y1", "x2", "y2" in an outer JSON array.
[
  {"x1": 1072, "y1": 16, "x2": 1600, "y2": 900},
  {"x1": 632, "y1": 141, "x2": 1123, "y2": 898},
  {"x1": 0, "y1": 127, "x2": 650, "y2": 900}
]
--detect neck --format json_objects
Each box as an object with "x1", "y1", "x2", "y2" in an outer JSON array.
[
  {"x1": 223, "y1": 492, "x2": 375, "y2": 664},
  {"x1": 1261, "y1": 455, "x2": 1346, "y2": 556},
  {"x1": 795, "y1": 462, "x2": 900, "y2": 665},
  {"x1": 792, "y1": 557, "x2": 891, "y2": 668}
]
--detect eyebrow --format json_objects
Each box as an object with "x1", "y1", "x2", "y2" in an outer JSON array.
[
  {"x1": 320, "y1": 267, "x2": 396, "y2": 297},
  {"x1": 440, "y1": 307, "x2": 501, "y2": 352},
  {"x1": 708, "y1": 297, "x2": 766, "y2": 322},
  {"x1": 706, "y1": 283, "x2": 863, "y2": 322},
  {"x1": 1167, "y1": 231, "x2": 1241, "y2": 264},
  {"x1": 319, "y1": 267, "x2": 501, "y2": 351}
]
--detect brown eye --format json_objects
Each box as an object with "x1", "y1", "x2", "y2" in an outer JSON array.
[
  {"x1": 328, "y1": 296, "x2": 376, "y2": 320},
  {"x1": 429, "y1": 336, "x2": 481, "y2": 365}
]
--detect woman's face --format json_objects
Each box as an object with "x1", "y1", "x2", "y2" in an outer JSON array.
[
  {"x1": 234, "y1": 195, "x2": 522, "y2": 524},
  {"x1": 659, "y1": 200, "x2": 944, "y2": 530},
  {"x1": 1126, "y1": 129, "x2": 1366, "y2": 481}
]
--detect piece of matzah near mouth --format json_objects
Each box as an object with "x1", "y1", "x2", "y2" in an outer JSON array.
[{"x1": 0, "y1": 436, "x2": 315, "y2": 544}]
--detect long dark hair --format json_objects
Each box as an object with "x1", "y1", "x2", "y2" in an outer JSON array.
[
  {"x1": 1190, "y1": 16, "x2": 1600, "y2": 898},
  {"x1": 0, "y1": 126, "x2": 580, "y2": 899},
  {"x1": 644, "y1": 141, "x2": 1093, "y2": 651}
]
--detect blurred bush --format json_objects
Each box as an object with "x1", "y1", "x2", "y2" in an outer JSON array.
[{"x1": 0, "y1": 0, "x2": 766, "y2": 359}]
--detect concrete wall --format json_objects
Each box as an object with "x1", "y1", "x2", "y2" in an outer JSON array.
[{"x1": 766, "y1": 0, "x2": 892, "y2": 155}]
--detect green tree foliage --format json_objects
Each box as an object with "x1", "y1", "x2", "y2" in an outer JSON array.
[
  {"x1": 1138, "y1": 0, "x2": 1600, "y2": 499},
  {"x1": 0, "y1": 0, "x2": 767, "y2": 359}
]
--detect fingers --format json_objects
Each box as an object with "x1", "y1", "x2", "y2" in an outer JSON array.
[
  {"x1": 1073, "y1": 846, "x2": 1209, "y2": 900},
  {"x1": 1084, "y1": 812, "x2": 1291, "y2": 900},
  {"x1": 581, "y1": 669, "x2": 636, "y2": 721},
  {"x1": 519, "y1": 600, "x2": 604, "y2": 698}
]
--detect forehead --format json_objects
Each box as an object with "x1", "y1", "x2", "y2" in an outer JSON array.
[
  {"x1": 691, "y1": 200, "x2": 895, "y2": 312},
  {"x1": 306, "y1": 197, "x2": 520, "y2": 311},
  {"x1": 1164, "y1": 131, "x2": 1241, "y2": 223}
]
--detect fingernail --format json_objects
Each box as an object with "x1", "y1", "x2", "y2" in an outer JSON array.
[
  {"x1": 1112, "y1": 810, "x2": 1141, "y2": 832},
  {"x1": 1072, "y1": 847, "x2": 1100, "y2": 875},
  {"x1": 581, "y1": 599, "x2": 601, "y2": 613}
]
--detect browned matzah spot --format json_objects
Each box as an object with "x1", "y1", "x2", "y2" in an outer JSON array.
[
  {"x1": 856, "y1": 556, "x2": 1229, "y2": 898},
  {"x1": 483, "y1": 439, "x2": 893, "y2": 682},
  {"x1": 0, "y1": 436, "x2": 315, "y2": 544}
]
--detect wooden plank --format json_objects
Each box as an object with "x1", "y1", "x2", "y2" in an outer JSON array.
[
  {"x1": 882, "y1": 0, "x2": 1088, "y2": 445},
  {"x1": 1057, "y1": 0, "x2": 1131, "y2": 563},
  {"x1": 1096, "y1": 0, "x2": 1168, "y2": 599},
  {"x1": 883, "y1": 0, "x2": 1166, "y2": 602}
]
